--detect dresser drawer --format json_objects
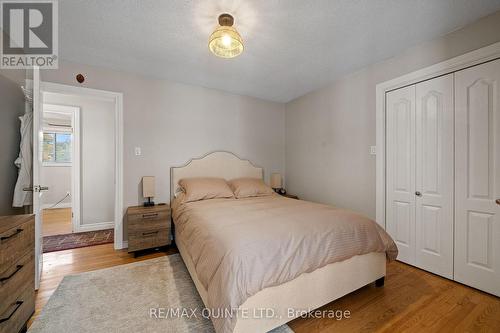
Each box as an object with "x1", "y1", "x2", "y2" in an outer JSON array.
[
  {"x1": 128, "y1": 228, "x2": 171, "y2": 252},
  {"x1": 0, "y1": 220, "x2": 34, "y2": 274},
  {"x1": 0, "y1": 287, "x2": 35, "y2": 333},
  {"x1": 0, "y1": 253, "x2": 34, "y2": 317}
]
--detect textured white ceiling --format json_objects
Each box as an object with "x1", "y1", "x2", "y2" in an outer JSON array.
[{"x1": 59, "y1": 0, "x2": 500, "y2": 102}]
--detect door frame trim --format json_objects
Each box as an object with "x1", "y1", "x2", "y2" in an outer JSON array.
[
  {"x1": 40, "y1": 81, "x2": 124, "y2": 249},
  {"x1": 376, "y1": 41, "x2": 500, "y2": 229}
]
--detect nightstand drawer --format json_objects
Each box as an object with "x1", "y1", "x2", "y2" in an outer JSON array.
[
  {"x1": 128, "y1": 211, "x2": 170, "y2": 233},
  {"x1": 128, "y1": 209, "x2": 170, "y2": 222},
  {"x1": 128, "y1": 228, "x2": 170, "y2": 252}
]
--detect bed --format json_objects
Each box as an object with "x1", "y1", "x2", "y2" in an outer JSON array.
[{"x1": 170, "y1": 151, "x2": 397, "y2": 333}]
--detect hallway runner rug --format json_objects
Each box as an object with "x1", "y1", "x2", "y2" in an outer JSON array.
[{"x1": 43, "y1": 229, "x2": 114, "y2": 252}]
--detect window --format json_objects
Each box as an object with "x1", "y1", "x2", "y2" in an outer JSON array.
[{"x1": 43, "y1": 132, "x2": 72, "y2": 163}]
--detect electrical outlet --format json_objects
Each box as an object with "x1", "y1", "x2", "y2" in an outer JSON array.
[
  {"x1": 370, "y1": 146, "x2": 376, "y2": 155},
  {"x1": 135, "y1": 147, "x2": 142, "y2": 156}
]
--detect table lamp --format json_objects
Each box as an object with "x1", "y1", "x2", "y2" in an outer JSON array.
[
  {"x1": 142, "y1": 176, "x2": 155, "y2": 207},
  {"x1": 270, "y1": 173, "x2": 282, "y2": 192}
]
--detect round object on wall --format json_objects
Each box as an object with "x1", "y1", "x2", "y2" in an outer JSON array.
[{"x1": 76, "y1": 74, "x2": 85, "y2": 83}]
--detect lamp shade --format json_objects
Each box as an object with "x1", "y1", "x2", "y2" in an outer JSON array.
[
  {"x1": 270, "y1": 173, "x2": 282, "y2": 189},
  {"x1": 142, "y1": 176, "x2": 155, "y2": 198}
]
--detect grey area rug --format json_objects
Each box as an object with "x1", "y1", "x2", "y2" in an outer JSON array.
[{"x1": 29, "y1": 254, "x2": 294, "y2": 333}]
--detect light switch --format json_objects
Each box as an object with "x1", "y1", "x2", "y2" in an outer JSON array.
[
  {"x1": 370, "y1": 146, "x2": 376, "y2": 155},
  {"x1": 134, "y1": 147, "x2": 141, "y2": 156}
]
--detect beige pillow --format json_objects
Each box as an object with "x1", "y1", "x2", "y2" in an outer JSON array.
[
  {"x1": 229, "y1": 177, "x2": 274, "y2": 198},
  {"x1": 179, "y1": 177, "x2": 234, "y2": 203}
]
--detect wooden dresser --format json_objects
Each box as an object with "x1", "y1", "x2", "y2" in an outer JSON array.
[
  {"x1": 126, "y1": 204, "x2": 171, "y2": 254},
  {"x1": 0, "y1": 215, "x2": 35, "y2": 333}
]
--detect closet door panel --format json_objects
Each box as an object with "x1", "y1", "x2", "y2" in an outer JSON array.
[
  {"x1": 386, "y1": 85, "x2": 416, "y2": 265},
  {"x1": 415, "y1": 74, "x2": 454, "y2": 278},
  {"x1": 455, "y1": 59, "x2": 500, "y2": 296}
]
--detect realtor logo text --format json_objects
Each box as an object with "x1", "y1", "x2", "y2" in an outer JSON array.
[{"x1": 1, "y1": 0, "x2": 58, "y2": 68}]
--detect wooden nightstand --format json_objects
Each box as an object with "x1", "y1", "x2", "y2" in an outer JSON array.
[{"x1": 126, "y1": 204, "x2": 171, "y2": 254}]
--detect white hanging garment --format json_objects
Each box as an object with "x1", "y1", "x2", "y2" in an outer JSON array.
[{"x1": 13, "y1": 108, "x2": 33, "y2": 207}]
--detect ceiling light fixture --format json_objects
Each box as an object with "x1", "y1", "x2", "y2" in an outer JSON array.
[{"x1": 209, "y1": 13, "x2": 243, "y2": 58}]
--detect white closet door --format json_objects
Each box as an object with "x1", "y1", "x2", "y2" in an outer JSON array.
[
  {"x1": 386, "y1": 85, "x2": 416, "y2": 265},
  {"x1": 455, "y1": 59, "x2": 500, "y2": 296},
  {"x1": 415, "y1": 74, "x2": 454, "y2": 278}
]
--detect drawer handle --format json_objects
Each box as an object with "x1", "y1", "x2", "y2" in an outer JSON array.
[
  {"x1": 142, "y1": 231, "x2": 159, "y2": 236},
  {"x1": 0, "y1": 265, "x2": 23, "y2": 283},
  {"x1": 142, "y1": 213, "x2": 159, "y2": 219},
  {"x1": 0, "y1": 301, "x2": 23, "y2": 324},
  {"x1": 0, "y1": 228, "x2": 23, "y2": 242}
]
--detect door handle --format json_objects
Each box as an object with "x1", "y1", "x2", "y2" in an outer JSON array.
[
  {"x1": 496, "y1": 199, "x2": 500, "y2": 205},
  {"x1": 415, "y1": 191, "x2": 422, "y2": 197},
  {"x1": 23, "y1": 185, "x2": 49, "y2": 192}
]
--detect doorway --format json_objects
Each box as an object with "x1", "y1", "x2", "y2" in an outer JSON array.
[
  {"x1": 38, "y1": 84, "x2": 123, "y2": 253},
  {"x1": 31, "y1": 70, "x2": 124, "y2": 288},
  {"x1": 41, "y1": 104, "x2": 79, "y2": 242}
]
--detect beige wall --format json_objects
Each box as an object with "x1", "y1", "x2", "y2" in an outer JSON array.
[
  {"x1": 285, "y1": 11, "x2": 500, "y2": 220},
  {"x1": 41, "y1": 62, "x2": 285, "y2": 234}
]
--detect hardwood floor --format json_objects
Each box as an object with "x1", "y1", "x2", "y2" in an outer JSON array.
[
  {"x1": 31, "y1": 244, "x2": 500, "y2": 332},
  {"x1": 289, "y1": 263, "x2": 500, "y2": 333},
  {"x1": 42, "y1": 208, "x2": 72, "y2": 236}
]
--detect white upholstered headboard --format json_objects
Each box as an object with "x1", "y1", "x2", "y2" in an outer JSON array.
[{"x1": 170, "y1": 151, "x2": 264, "y2": 201}]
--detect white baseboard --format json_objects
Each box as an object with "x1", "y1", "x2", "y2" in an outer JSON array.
[
  {"x1": 121, "y1": 241, "x2": 128, "y2": 249},
  {"x1": 75, "y1": 221, "x2": 114, "y2": 233},
  {"x1": 42, "y1": 202, "x2": 71, "y2": 210}
]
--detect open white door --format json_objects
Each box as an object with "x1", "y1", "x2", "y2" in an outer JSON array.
[{"x1": 32, "y1": 67, "x2": 48, "y2": 289}]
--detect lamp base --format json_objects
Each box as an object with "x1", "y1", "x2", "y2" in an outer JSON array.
[
  {"x1": 143, "y1": 197, "x2": 155, "y2": 207},
  {"x1": 273, "y1": 188, "x2": 286, "y2": 195}
]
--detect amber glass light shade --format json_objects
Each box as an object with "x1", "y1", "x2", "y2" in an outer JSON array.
[{"x1": 209, "y1": 14, "x2": 244, "y2": 58}]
